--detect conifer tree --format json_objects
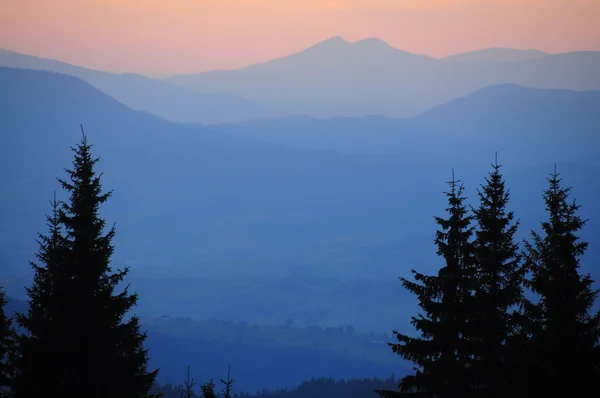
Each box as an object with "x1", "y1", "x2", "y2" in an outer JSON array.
[
  {"x1": 183, "y1": 365, "x2": 196, "y2": 398},
  {"x1": 0, "y1": 287, "x2": 16, "y2": 397},
  {"x1": 377, "y1": 172, "x2": 477, "y2": 398},
  {"x1": 14, "y1": 127, "x2": 159, "y2": 397},
  {"x1": 469, "y1": 156, "x2": 524, "y2": 397},
  {"x1": 13, "y1": 191, "x2": 69, "y2": 396},
  {"x1": 200, "y1": 378, "x2": 217, "y2": 398},
  {"x1": 220, "y1": 365, "x2": 235, "y2": 398},
  {"x1": 521, "y1": 168, "x2": 600, "y2": 396}
]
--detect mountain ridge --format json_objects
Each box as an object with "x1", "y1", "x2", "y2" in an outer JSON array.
[
  {"x1": 165, "y1": 38, "x2": 600, "y2": 119},
  {"x1": 0, "y1": 39, "x2": 569, "y2": 74},
  {"x1": 4, "y1": 39, "x2": 599, "y2": 121},
  {"x1": 440, "y1": 47, "x2": 549, "y2": 62},
  {"x1": 0, "y1": 49, "x2": 267, "y2": 124},
  {"x1": 214, "y1": 83, "x2": 600, "y2": 166}
]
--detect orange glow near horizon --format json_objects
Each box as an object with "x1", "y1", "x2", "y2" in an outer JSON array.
[{"x1": 1, "y1": 0, "x2": 599, "y2": 75}]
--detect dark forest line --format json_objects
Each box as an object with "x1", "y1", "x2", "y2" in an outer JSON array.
[{"x1": 151, "y1": 375, "x2": 398, "y2": 398}]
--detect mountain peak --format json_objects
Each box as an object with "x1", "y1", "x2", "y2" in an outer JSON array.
[
  {"x1": 293, "y1": 36, "x2": 353, "y2": 57},
  {"x1": 325, "y1": 35, "x2": 349, "y2": 43},
  {"x1": 352, "y1": 37, "x2": 390, "y2": 48},
  {"x1": 297, "y1": 36, "x2": 425, "y2": 59},
  {"x1": 311, "y1": 36, "x2": 351, "y2": 48}
]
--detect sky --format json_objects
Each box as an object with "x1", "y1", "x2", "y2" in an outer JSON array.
[{"x1": 1, "y1": 0, "x2": 599, "y2": 75}]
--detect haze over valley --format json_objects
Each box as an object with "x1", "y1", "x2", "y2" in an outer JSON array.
[{"x1": 1, "y1": 2, "x2": 599, "y2": 395}]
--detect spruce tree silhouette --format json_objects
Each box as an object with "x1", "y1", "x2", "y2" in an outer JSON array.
[
  {"x1": 200, "y1": 378, "x2": 217, "y2": 398},
  {"x1": 14, "y1": 190, "x2": 69, "y2": 396},
  {"x1": 14, "y1": 126, "x2": 159, "y2": 397},
  {"x1": 521, "y1": 167, "x2": 600, "y2": 397},
  {"x1": 469, "y1": 155, "x2": 525, "y2": 397},
  {"x1": 376, "y1": 171, "x2": 477, "y2": 398}
]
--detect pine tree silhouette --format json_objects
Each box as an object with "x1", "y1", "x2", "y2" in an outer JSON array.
[
  {"x1": 377, "y1": 171, "x2": 478, "y2": 398},
  {"x1": 521, "y1": 167, "x2": 600, "y2": 396},
  {"x1": 14, "y1": 127, "x2": 159, "y2": 397},
  {"x1": 469, "y1": 155, "x2": 525, "y2": 397}
]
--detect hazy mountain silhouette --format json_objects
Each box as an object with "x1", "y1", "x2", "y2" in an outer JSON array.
[
  {"x1": 166, "y1": 37, "x2": 600, "y2": 118},
  {"x1": 440, "y1": 47, "x2": 548, "y2": 63},
  {"x1": 167, "y1": 36, "x2": 438, "y2": 117},
  {"x1": 0, "y1": 49, "x2": 267, "y2": 124},
  {"x1": 0, "y1": 66, "x2": 436, "y2": 277},
  {"x1": 215, "y1": 84, "x2": 600, "y2": 166},
  {"x1": 2, "y1": 67, "x2": 598, "y2": 336},
  {"x1": 5, "y1": 40, "x2": 597, "y2": 122}
]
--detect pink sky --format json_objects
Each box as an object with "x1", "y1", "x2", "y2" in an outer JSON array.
[{"x1": 1, "y1": 0, "x2": 599, "y2": 75}]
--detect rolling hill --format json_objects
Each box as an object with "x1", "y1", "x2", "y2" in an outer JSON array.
[
  {"x1": 0, "y1": 48, "x2": 267, "y2": 124},
  {"x1": 215, "y1": 84, "x2": 600, "y2": 166}
]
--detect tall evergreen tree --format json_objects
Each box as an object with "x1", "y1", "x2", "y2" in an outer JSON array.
[
  {"x1": 14, "y1": 127, "x2": 159, "y2": 397},
  {"x1": 521, "y1": 168, "x2": 600, "y2": 396},
  {"x1": 469, "y1": 157, "x2": 524, "y2": 397},
  {"x1": 377, "y1": 172, "x2": 478, "y2": 398},
  {"x1": 14, "y1": 191, "x2": 69, "y2": 396},
  {"x1": 0, "y1": 286, "x2": 16, "y2": 397}
]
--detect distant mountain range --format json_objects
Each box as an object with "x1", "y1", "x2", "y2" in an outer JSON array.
[
  {"x1": 215, "y1": 84, "x2": 600, "y2": 166},
  {"x1": 440, "y1": 47, "x2": 549, "y2": 63},
  {"x1": 2, "y1": 66, "x2": 599, "y2": 345},
  {"x1": 2, "y1": 66, "x2": 598, "y2": 276},
  {"x1": 2, "y1": 38, "x2": 598, "y2": 122},
  {"x1": 0, "y1": 48, "x2": 267, "y2": 124},
  {"x1": 166, "y1": 36, "x2": 600, "y2": 118}
]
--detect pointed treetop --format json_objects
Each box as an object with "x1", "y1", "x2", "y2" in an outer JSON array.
[{"x1": 448, "y1": 168, "x2": 460, "y2": 195}]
